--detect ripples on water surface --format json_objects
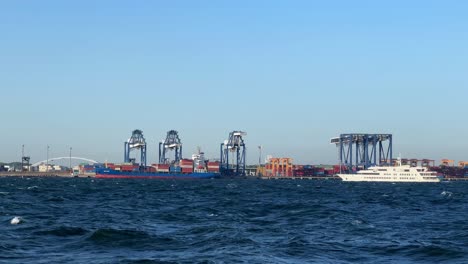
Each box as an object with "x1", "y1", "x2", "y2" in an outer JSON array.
[{"x1": 0, "y1": 177, "x2": 467, "y2": 263}]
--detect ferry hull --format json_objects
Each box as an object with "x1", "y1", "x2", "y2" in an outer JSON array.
[{"x1": 95, "y1": 169, "x2": 219, "y2": 179}]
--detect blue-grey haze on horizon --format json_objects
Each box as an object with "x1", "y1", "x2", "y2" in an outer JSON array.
[{"x1": 0, "y1": 1, "x2": 467, "y2": 165}]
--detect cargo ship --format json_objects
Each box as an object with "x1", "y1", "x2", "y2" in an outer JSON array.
[
  {"x1": 95, "y1": 168, "x2": 219, "y2": 179},
  {"x1": 94, "y1": 157, "x2": 221, "y2": 179}
]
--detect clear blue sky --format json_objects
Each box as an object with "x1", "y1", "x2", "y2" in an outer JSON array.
[{"x1": 1, "y1": 1, "x2": 467, "y2": 165}]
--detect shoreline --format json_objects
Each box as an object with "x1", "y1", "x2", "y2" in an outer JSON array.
[
  {"x1": 0, "y1": 172, "x2": 94, "y2": 178},
  {"x1": 1, "y1": 172, "x2": 467, "y2": 181}
]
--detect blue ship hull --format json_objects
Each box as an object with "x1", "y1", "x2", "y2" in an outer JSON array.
[{"x1": 95, "y1": 168, "x2": 219, "y2": 179}]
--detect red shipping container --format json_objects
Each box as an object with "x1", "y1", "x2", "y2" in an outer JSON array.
[
  {"x1": 181, "y1": 168, "x2": 193, "y2": 173},
  {"x1": 158, "y1": 164, "x2": 170, "y2": 169}
]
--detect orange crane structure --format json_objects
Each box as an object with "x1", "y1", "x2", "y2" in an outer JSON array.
[{"x1": 441, "y1": 159, "x2": 455, "y2": 167}]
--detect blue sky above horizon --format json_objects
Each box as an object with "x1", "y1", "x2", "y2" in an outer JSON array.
[{"x1": 1, "y1": 1, "x2": 467, "y2": 165}]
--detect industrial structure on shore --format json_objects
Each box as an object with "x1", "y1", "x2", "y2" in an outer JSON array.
[
  {"x1": 330, "y1": 133, "x2": 393, "y2": 172},
  {"x1": 2, "y1": 131, "x2": 468, "y2": 180},
  {"x1": 94, "y1": 129, "x2": 249, "y2": 179}
]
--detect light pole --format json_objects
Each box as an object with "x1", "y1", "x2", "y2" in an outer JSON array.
[
  {"x1": 258, "y1": 145, "x2": 262, "y2": 166},
  {"x1": 22, "y1": 144, "x2": 24, "y2": 171},
  {"x1": 69, "y1": 147, "x2": 72, "y2": 173},
  {"x1": 46, "y1": 145, "x2": 50, "y2": 172}
]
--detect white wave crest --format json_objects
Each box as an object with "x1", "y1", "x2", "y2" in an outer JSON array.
[{"x1": 10, "y1": 216, "x2": 23, "y2": 225}]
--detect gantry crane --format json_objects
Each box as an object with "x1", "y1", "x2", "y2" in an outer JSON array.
[
  {"x1": 124, "y1": 129, "x2": 147, "y2": 167},
  {"x1": 159, "y1": 130, "x2": 182, "y2": 164},
  {"x1": 441, "y1": 159, "x2": 454, "y2": 167},
  {"x1": 220, "y1": 131, "x2": 246, "y2": 176},
  {"x1": 330, "y1": 133, "x2": 392, "y2": 172}
]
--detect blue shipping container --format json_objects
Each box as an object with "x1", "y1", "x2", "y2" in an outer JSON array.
[{"x1": 170, "y1": 166, "x2": 181, "y2": 172}]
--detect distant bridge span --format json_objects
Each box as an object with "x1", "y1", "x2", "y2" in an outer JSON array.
[{"x1": 31, "y1": 157, "x2": 100, "y2": 167}]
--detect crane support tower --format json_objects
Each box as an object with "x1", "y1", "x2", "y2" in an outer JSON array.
[
  {"x1": 124, "y1": 129, "x2": 147, "y2": 167},
  {"x1": 330, "y1": 133, "x2": 392, "y2": 172},
  {"x1": 220, "y1": 131, "x2": 247, "y2": 177},
  {"x1": 159, "y1": 130, "x2": 182, "y2": 164},
  {"x1": 21, "y1": 144, "x2": 30, "y2": 172}
]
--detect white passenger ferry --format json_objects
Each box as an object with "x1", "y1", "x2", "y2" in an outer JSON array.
[{"x1": 337, "y1": 161, "x2": 440, "y2": 182}]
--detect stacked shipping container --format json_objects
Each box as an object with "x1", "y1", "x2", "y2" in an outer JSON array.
[
  {"x1": 207, "y1": 161, "x2": 220, "y2": 173},
  {"x1": 180, "y1": 159, "x2": 194, "y2": 173},
  {"x1": 154, "y1": 164, "x2": 170, "y2": 173},
  {"x1": 431, "y1": 166, "x2": 468, "y2": 178}
]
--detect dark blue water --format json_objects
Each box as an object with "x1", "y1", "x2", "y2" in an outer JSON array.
[{"x1": 0, "y1": 177, "x2": 467, "y2": 264}]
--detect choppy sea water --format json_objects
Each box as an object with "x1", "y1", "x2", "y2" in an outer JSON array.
[{"x1": 0, "y1": 177, "x2": 467, "y2": 264}]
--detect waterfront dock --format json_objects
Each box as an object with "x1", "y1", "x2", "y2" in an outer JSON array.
[
  {"x1": 0, "y1": 172, "x2": 94, "y2": 177},
  {"x1": 261, "y1": 176, "x2": 340, "y2": 180}
]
